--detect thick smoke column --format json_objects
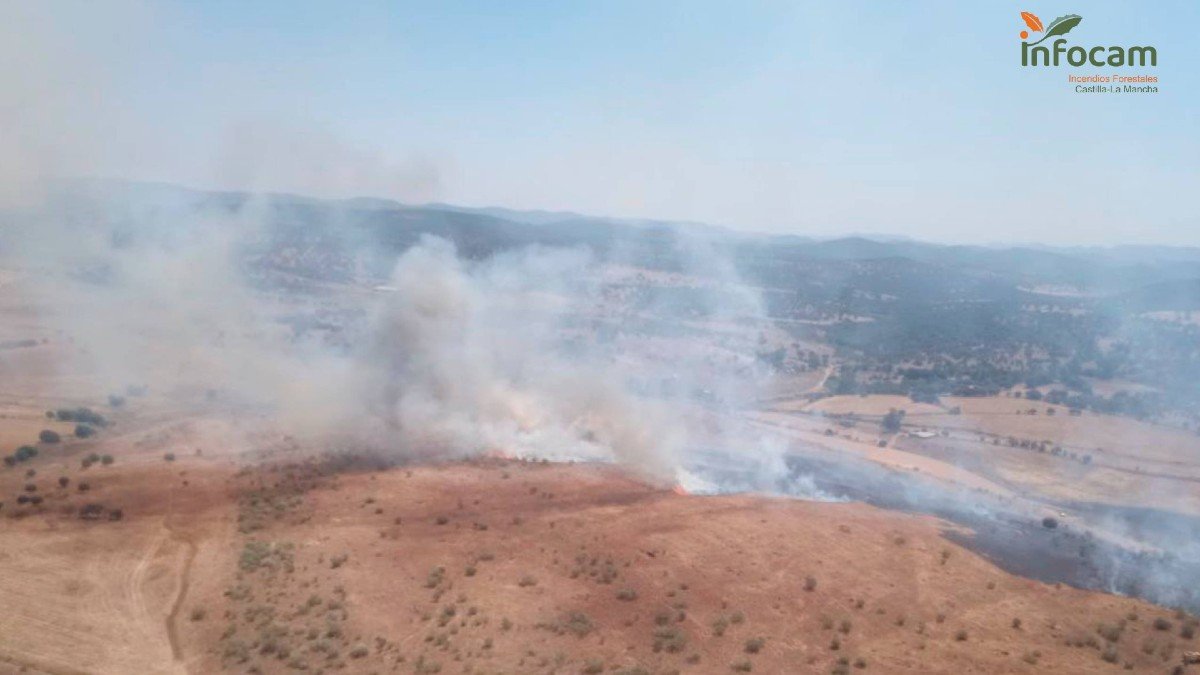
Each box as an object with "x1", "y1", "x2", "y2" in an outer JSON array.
[{"x1": 356, "y1": 235, "x2": 684, "y2": 479}]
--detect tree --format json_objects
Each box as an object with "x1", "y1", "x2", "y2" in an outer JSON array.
[{"x1": 882, "y1": 408, "x2": 906, "y2": 433}]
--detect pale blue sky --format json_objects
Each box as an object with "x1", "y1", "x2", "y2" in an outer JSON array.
[{"x1": 4, "y1": 1, "x2": 1197, "y2": 244}]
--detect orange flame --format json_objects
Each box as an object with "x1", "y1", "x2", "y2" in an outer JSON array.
[
  {"x1": 672, "y1": 484, "x2": 690, "y2": 496},
  {"x1": 484, "y1": 448, "x2": 517, "y2": 460}
]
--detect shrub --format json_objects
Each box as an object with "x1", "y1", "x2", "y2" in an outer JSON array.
[
  {"x1": 1154, "y1": 617, "x2": 1173, "y2": 631},
  {"x1": 653, "y1": 625, "x2": 688, "y2": 653},
  {"x1": 39, "y1": 430, "x2": 61, "y2": 444},
  {"x1": 616, "y1": 588, "x2": 638, "y2": 601},
  {"x1": 78, "y1": 481, "x2": 91, "y2": 492},
  {"x1": 730, "y1": 659, "x2": 752, "y2": 672},
  {"x1": 101, "y1": 455, "x2": 114, "y2": 466},
  {"x1": 744, "y1": 637, "x2": 765, "y2": 653},
  {"x1": 190, "y1": 607, "x2": 207, "y2": 621},
  {"x1": 955, "y1": 629, "x2": 968, "y2": 641},
  {"x1": 164, "y1": 452, "x2": 176, "y2": 462},
  {"x1": 349, "y1": 644, "x2": 369, "y2": 659},
  {"x1": 74, "y1": 424, "x2": 95, "y2": 438},
  {"x1": 58, "y1": 476, "x2": 69, "y2": 488},
  {"x1": 15, "y1": 445, "x2": 37, "y2": 461},
  {"x1": 424, "y1": 567, "x2": 445, "y2": 588},
  {"x1": 712, "y1": 615, "x2": 729, "y2": 636},
  {"x1": 517, "y1": 575, "x2": 537, "y2": 587},
  {"x1": 1042, "y1": 517, "x2": 1058, "y2": 529},
  {"x1": 1101, "y1": 645, "x2": 1119, "y2": 663},
  {"x1": 1012, "y1": 618, "x2": 1022, "y2": 630},
  {"x1": 804, "y1": 575, "x2": 817, "y2": 591},
  {"x1": 1097, "y1": 622, "x2": 1123, "y2": 642}
]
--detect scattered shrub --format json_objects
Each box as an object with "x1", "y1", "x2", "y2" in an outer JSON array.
[
  {"x1": 1101, "y1": 644, "x2": 1119, "y2": 663},
  {"x1": 1097, "y1": 622, "x2": 1123, "y2": 643},
  {"x1": 712, "y1": 615, "x2": 729, "y2": 636}
]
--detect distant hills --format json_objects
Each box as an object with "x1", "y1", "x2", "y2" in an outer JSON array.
[{"x1": 12, "y1": 178, "x2": 1198, "y2": 309}]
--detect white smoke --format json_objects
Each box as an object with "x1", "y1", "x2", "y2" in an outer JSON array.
[{"x1": 353, "y1": 235, "x2": 684, "y2": 479}]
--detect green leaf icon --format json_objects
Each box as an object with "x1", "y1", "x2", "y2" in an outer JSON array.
[{"x1": 1027, "y1": 14, "x2": 1082, "y2": 46}]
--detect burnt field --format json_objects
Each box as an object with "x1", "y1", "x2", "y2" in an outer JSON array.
[{"x1": 774, "y1": 452, "x2": 1200, "y2": 613}]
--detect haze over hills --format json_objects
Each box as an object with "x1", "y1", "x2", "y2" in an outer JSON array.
[
  {"x1": 26, "y1": 179, "x2": 1200, "y2": 292},
  {"x1": 3, "y1": 179, "x2": 1200, "y2": 674}
]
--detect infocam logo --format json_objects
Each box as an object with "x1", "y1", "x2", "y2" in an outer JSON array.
[{"x1": 1019, "y1": 11, "x2": 1157, "y2": 67}]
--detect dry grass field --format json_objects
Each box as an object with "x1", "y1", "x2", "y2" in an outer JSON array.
[{"x1": 4, "y1": 419, "x2": 1196, "y2": 674}]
